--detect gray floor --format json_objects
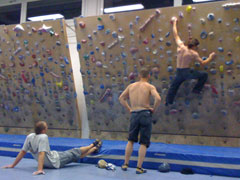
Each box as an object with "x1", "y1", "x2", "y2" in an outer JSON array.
[{"x1": 0, "y1": 156, "x2": 237, "y2": 180}]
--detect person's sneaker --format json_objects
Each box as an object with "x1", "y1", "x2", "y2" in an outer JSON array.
[
  {"x1": 136, "y1": 167, "x2": 147, "y2": 174},
  {"x1": 93, "y1": 139, "x2": 101, "y2": 147},
  {"x1": 121, "y1": 164, "x2": 128, "y2": 171},
  {"x1": 94, "y1": 140, "x2": 102, "y2": 153}
]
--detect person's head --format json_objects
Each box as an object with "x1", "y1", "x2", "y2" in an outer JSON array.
[
  {"x1": 34, "y1": 121, "x2": 48, "y2": 134},
  {"x1": 187, "y1": 38, "x2": 199, "y2": 50},
  {"x1": 139, "y1": 67, "x2": 150, "y2": 80}
]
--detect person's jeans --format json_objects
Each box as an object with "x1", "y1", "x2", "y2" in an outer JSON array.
[{"x1": 166, "y1": 68, "x2": 208, "y2": 105}]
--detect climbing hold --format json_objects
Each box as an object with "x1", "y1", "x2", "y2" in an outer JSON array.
[
  {"x1": 129, "y1": 22, "x2": 133, "y2": 29},
  {"x1": 112, "y1": 31, "x2": 118, "y2": 38},
  {"x1": 109, "y1": 14, "x2": 115, "y2": 21},
  {"x1": 77, "y1": 43, "x2": 81, "y2": 50},
  {"x1": 167, "y1": 66, "x2": 173, "y2": 72},
  {"x1": 130, "y1": 47, "x2": 139, "y2": 54},
  {"x1": 79, "y1": 21, "x2": 86, "y2": 28},
  {"x1": 225, "y1": 59, "x2": 234, "y2": 65},
  {"x1": 128, "y1": 72, "x2": 135, "y2": 80},
  {"x1": 152, "y1": 49, "x2": 157, "y2": 55},
  {"x1": 208, "y1": 32, "x2": 215, "y2": 39},
  {"x1": 165, "y1": 32, "x2": 170, "y2": 38},
  {"x1": 100, "y1": 41, "x2": 105, "y2": 46},
  {"x1": 218, "y1": 47, "x2": 224, "y2": 52},
  {"x1": 166, "y1": 41, "x2": 171, "y2": 46},
  {"x1": 200, "y1": 18, "x2": 206, "y2": 24},
  {"x1": 192, "y1": 112, "x2": 199, "y2": 119},
  {"x1": 235, "y1": 36, "x2": 240, "y2": 42},
  {"x1": 13, "y1": 24, "x2": 25, "y2": 32},
  {"x1": 56, "y1": 81, "x2": 63, "y2": 88},
  {"x1": 211, "y1": 85, "x2": 218, "y2": 94},
  {"x1": 170, "y1": 109, "x2": 178, "y2": 114},
  {"x1": 96, "y1": 61, "x2": 102, "y2": 67},
  {"x1": 234, "y1": 17, "x2": 239, "y2": 23},
  {"x1": 186, "y1": 5, "x2": 192, "y2": 13},
  {"x1": 139, "y1": 14, "x2": 155, "y2": 32},
  {"x1": 218, "y1": 18, "x2": 222, "y2": 23},
  {"x1": 143, "y1": 38, "x2": 149, "y2": 44},
  {"x1": 210, "y1": 68, "x2": 217, "y2": 75},
  {"x1": 97, "y1": 25, "x2": 104, "y2": 30},
  {"x1": 219, "y1": 65, "x2": 224, "y2": 72},
  {"x1": 200, "y1": 31, "x2": 208, "y2": 39},
  {"x1": 179, "y1": 11, "x2": 184, "y2": 18},
  {"x1": 105, "y1": 29, "x2": 110, "y2": 35},
  {"x1": 207, "y1": 13, "x2": 215, "y2": 21}
]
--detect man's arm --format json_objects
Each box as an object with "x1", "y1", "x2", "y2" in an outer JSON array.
[
  {"x1": 150, "y1": 86, "x2": 161, "y2": 113},
  {"x1": 195, "y1": 52, "x2": 216, "y2": 66},
  {"x1": 33, "y1": 151, "x2": 45, "y2": 175},
  {"x1": 119, "y1": 85, "x2": 132, "y2": 113},
  {"x1": 172, "y1": 17, "x2": 184, "y2": 48},
  {"x1": 2, "y1": 150, "x2": 26, "y2": 168}
]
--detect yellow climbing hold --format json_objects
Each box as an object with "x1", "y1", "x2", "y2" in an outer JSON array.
[
  {"x1": 186, "y1": 5, "x2": 192, "y2": 13},
  {"x1": 56, "y1": 81, "x2": 63, "y2": 88},
  {"x1": 235, "y1": 36, "x2": 240, "y2": 42},
  {"x1": 219, "y1": 65, "x2": 224, "y2": 73}
]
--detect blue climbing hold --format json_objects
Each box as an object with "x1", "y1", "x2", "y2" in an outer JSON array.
[
  {"x1": 200, "y1": 31, "x2": 208, "y2": 39},
  {"x1": 97, "y1": 25, "x2": 104, "y2": 30},
  {"x1": 48, "y1": 57, "x2": 53, "y2": 61},
  {"x1": 77, "y1": 43, "x2": 81, "y2": 50},
  {"x1": 225, "y1": 59, "x2": 234, "y2": 65},
  {"x1": 165, "y1": 32, "x2": 170, "y2": 38},
  {"x1": 31, "y1": 78, "x2": 35, "y2": 86},
  {"x1": 100, "y1": 84, "x2": 104, "y2": 89},
  {"x1": 64, "y1": 57, "x2": 70, "y2": 64},
  {"x1": 218, "y1": 47, "x2": 224, "y2": 52},
  {"x1": 207, "y1": 13, "x2": 215, "y2": 21},
  {"x1": 167, "y1": 66, "x2": 173, "y2": 72},
  {"x1": 13, "y1": 106, "x2": 19, "y2": 112}
]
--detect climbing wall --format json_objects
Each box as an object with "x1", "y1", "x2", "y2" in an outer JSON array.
[
  {"x1": 0, "y1": 20, "x2": 81, "y2": 137},
  {"x1": 75, "y1": 0, "x2": 240, "y2": 146}
]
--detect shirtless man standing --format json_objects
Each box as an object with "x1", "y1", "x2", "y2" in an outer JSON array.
[
  {"x1": 165, "y1": 17, "x2": 216, "y2": 105},
  {"x1": 119, "y1": 67, "x2": 161, "y2": 174}
]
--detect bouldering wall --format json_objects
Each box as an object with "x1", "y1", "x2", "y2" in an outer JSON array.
[
  {"x1": 75, "y1": 0, "x2": 240, "y2": 146},
  {"x1": 0, "y1": 19, "x2": 81, "y2": 137}
]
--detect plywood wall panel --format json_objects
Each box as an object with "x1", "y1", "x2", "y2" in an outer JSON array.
[{"x1": 75, "y1": 0, "x2": 240, "y2": 146}]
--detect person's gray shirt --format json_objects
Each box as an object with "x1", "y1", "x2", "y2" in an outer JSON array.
[{"x1": 22, "y1": 133, "x2": 60, "y2": 168}]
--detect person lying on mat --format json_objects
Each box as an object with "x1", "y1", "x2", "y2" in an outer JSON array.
[
  {"x1": 2, "y1": 121, "x2": 102, "y2": 175},
  {"x1": 119, "y1": 67, "x2": 161, "y2": 174}
]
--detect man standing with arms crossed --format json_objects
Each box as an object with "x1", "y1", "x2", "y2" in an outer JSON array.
[
  {"x1": 165, "y1": 17, "x2": 216, "y2": 105},
  {"x1": 119, "y1": 67, "x2": 161, "y2": 174}
]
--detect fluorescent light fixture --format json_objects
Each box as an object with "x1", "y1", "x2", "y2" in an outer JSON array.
[
  {"x1": 193, "y1": 0, "x2": 215, "y2": 2},
  {"x1": 28, "y1": 14, "x2": 64, "y2": 21},
  {"x1": 104, "y1": 4, "x2": 144, "y2": 13}
]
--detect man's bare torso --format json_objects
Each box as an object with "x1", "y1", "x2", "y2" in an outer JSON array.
[
  {"x1": 128, "y1": 81, "x2": 152, "y2": 111},
  {"x1": 177, "y1": 46, "x2": 196, "y2": 68}
]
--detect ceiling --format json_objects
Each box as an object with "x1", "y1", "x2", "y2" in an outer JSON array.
[{"x1": 0, "y1": 0, "x2": 225, "y2": 25}]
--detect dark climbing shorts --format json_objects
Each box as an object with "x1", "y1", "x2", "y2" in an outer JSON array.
[{"x1": 128, "y1": 110, "x2": 152, "y2": 148}]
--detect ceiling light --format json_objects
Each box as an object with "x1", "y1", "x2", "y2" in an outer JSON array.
[
  {"x1": 104, "y1": 4, "x2": 144, "y2": 13},
  {"x1": 28, "y1": 14, "x2": 64, "y2": 21}
]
